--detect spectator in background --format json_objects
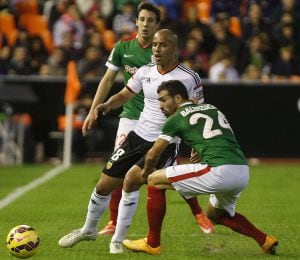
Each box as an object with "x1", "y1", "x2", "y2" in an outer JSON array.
[
  {"x1": 77, "y1": 46, "x2": 106, "y2": 79},
  {"x1": 14, "y1": 29, "x2": 29, "y2": 48},
  {"x1": 46, "y1": 47, "x2": 66, "y2": 75},
  {"x1": 271, "y1": 45, "x2": 300, "y2": 80},
  {"x1": 271, "y1": 0, "x2": 300, "y2": 25},
  {"x1": 277, "y1": 23, "x2": 298, "y2": 47},
  {"x1": 241, "y1": 64, "x2": 262, "y2": 81},
  {"x1": 209, "y1": 47, "x2": 239, "y2": 82},
  {"x1": 75, "y1": 0, "x2": 99, "y2": 17},
  {"x1": 60, "y1": 31, "x2": 83, "y2": 61},
  {"x1": 238, "y1": 34, "x2": 268, "y2": 75},
  {"x1": 53, "y1": 4, "x2": 85, "y2": 48},
  {"x1": 156, "y1": 5, "x2": 178, "y2": 32},
  {"x1": 112, "y1": 1, "x2": 136, "y2": 39},
  {"x1": 48, "y1": 0, "x2": 71, "y2": 32},
  {"x1": 177, "y1": 4, "x2": 212, "y2": 48},
  {"x1": 241, "y1": 2, "x2": 271, "y2": 42},
  {"x1": 180, "y1": 37, "x2": 209, "y2": 78},
  {"x1": 210, "y1": 19, "x2": 241, "y2": 62},
  {"x1": 8, "y1": 46, "x2": 31, "y2": 75},
  {"x1": 0, "y1": 45, "x2": 11, "y2": 74},
  {"x1": 27, "y1": 35, "x2": 48, "y2": 74}
]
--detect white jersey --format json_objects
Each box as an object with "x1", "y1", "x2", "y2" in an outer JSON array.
[{"x1": 127, "y1": 62, "x2": 204, "y2": 142}]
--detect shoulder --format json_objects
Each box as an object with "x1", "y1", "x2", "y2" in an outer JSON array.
[
  {"x1": 119, "y1": 34, "x2": 137, "y2": 43},
  {"x1": 177, "y1": 64, "x2": 200, "y2": 78},
  {"x1": 136, "y1": 61, "x2": 156, "y2": 73}
]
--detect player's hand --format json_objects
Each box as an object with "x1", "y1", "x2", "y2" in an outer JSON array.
[
  {"x1": 82, "y1": 113, "x2": 96, "y2": 137},
  {"x1": 95, "y1": 103, "x2": 111, "y2": 118},
  {"x1": 190, "y1": 149, "x2": 201, "y2": 163}
]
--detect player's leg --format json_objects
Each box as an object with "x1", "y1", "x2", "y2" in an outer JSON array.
[
  {"x1": 99, "y1": 118, "x2": 137, "y2": 235},
  {"x1": 123, "y1": 168, "x2": 170, "y2": 255},
  {"x1": 59, "y1": 132, "x2": 138, "y2": 249},
  {"x1": 58, "y1": 173, "x2": 123, "y2": 248},
  {"x1": 206, "y1": 165, "x2": 278, "y2": 255},
  {"x1": 207, "y1": 202, "x2": 278, "y2": 254},
  {"x1": 111, "y1": 142, "x2": 177, "y2": 253},
  {"x1": 110, "y1": 165, "x2": 143, "y2": 253},
  {"x1": 175, "y1": 149, "x2": 212, "y2": 233}
]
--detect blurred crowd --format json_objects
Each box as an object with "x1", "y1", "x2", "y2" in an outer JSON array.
[{"x1": 1, "y1": 0, "x2": 300, "y2": 82}]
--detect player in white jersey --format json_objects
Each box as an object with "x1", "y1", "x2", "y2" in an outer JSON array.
[
  {"x1": 58, "y1": 29, "x2": 213, "y2": 254},
  {"x1": 128, "y1": 60, "x2": 204, "y2": 142},
  {"x1": 81, "y1": 2, "x2": 161, "y2": 235}
]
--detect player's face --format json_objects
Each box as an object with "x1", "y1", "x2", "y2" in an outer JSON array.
[
  {"x1": 136, "y1": 10, "x2": 159, "y2": 39},
  {"x1": 158, "y1": 90, "x2": 178, "y2": 117},
  {"x1": 152, "y1": 33, "x2": 176, "y2": 67}
]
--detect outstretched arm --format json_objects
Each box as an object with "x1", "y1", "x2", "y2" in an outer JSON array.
[
  {"x1": 141, "y1": 138, "x2": 170, "y2": 183},
  {"x1": 95, "y1": 87, "x2": 136, "y2": 118}
]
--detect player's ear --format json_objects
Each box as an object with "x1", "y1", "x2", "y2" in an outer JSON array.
[{"x1": 174, "y1": 94, "x2": 182, "y2": 104}]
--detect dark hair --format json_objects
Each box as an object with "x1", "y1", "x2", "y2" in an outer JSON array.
[
  {"x1": 137, "y1": 2, "x2": 161, "y2": 23},
  {"x1": 157, "y1": 80, "x2": 189, "y2": 99}
]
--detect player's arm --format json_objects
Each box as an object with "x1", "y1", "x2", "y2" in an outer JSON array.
[
  {"x1": 82, "y1": 68, "x2": 118, "y2": 136},
  {"x1": 95, "y1": 86, "x2": 136, "y2": 117},
  {"x1": 141, "y1": 138, "x2": 170, "y2": 183}
]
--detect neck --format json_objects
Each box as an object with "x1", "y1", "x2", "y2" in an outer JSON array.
[
  {"x1": 179, "y1": 101, "x2": 193, "y2": 107},
  {"x1": 157, "y1": 58, "x2": 178, "y2": 74},
  {"x1": 137, "y1": 35, "x2": 152, "y2": 48}
]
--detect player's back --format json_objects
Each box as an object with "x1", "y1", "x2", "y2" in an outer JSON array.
[{"x1": 166, "y1": 103, "x2": 247, "y2": 166}]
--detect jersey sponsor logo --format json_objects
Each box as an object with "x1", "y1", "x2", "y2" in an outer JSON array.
[
  {"x1": 125, "y1": 65, "x2": 138, "y2": 75},
  {"x1": 124, "y1": 54, "x2": 134, "y2": 58}
]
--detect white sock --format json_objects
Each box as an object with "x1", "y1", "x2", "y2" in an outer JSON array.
[
  {"x1": 111, "y1": 190, "x2": 139, "y2": 242},
  {"x1": 81, "y1": 188, "x2": 111, "y2": 234}
]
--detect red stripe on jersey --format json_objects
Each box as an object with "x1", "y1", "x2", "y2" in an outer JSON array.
[
  {"x1": 168, "y1": 166, "x2": 211, "y2": 183},
  {"x1": 121, "y1": 32, "x2": 138, "y2": 42}
]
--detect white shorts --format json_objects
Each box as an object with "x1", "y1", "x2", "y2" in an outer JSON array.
[
  {"x1": 166, "y1": 164, "x2": 249, "y2": 216},
  {"x1": 114, "y1": 118, "x2": 138, "y2": 150}
]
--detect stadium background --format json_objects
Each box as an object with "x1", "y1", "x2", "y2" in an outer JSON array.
[{"x1": 0, "y1": 0, "x2": 300, "y2": 163}]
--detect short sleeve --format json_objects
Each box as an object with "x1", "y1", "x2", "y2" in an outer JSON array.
[
  {"x1": 126, "y1": 66, "x2": 145, "y2": 93},
  {"x1": 105, "y1": 42, "x2": 122, "y2": 71},
  {"x1": 159, "y1": 114, "x2": 181, "y2": 142},
  {"x1": 191, "y1": 72, "x2": 204, "y2": 104}
]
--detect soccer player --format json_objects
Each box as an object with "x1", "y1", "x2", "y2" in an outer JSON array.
[
  {"x1": 123, "y1": 80, "x2": 279, "y2": 255},
  {"x1": 58, "y1": 29, "x2": 213, "y2": 253},
  {"x1": 82, "y1": 2, "x2": 161, "y2": 235}
]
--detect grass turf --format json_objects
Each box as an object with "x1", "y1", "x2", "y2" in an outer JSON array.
[{"x1": 0, "y1": 163, "x2": 299, "y2": 259}]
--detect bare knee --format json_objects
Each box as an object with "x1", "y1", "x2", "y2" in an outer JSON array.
[
  {"x1": 95, "y1": 173, "x2": 123, "y2": 195},
  {"x1": 123, "y1": 166, "x2": 143, "y2": 192},
  {"x1": 148, "y1": 174, "x2": 159, "y2": 186}
]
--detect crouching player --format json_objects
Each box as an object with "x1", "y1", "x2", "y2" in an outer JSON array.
[{"x1": 123, "y1": 80, "x2": 279, "y2": 255}]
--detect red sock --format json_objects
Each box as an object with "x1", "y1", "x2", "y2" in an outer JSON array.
[
  {"x1": 147, "y1": 186, "x2": 166, "y2": 248},
  {"x1": 183, "y1": 196, "x2": 202, "y2": 216},
  {"x1": 217, "y1": 212, "x2": 267, "y2": 246},
  {"x1": 109, "y1": 184, "x2": 122, "y2": 225}
]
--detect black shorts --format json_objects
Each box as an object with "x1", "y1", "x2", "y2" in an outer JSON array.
[{"x1": 103, "y1": 131, "x2": 177, "y2": 178}]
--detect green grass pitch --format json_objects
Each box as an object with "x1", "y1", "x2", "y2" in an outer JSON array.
[{"x1": 0, "y1": 163, "x2": 299, "y2": 259}]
